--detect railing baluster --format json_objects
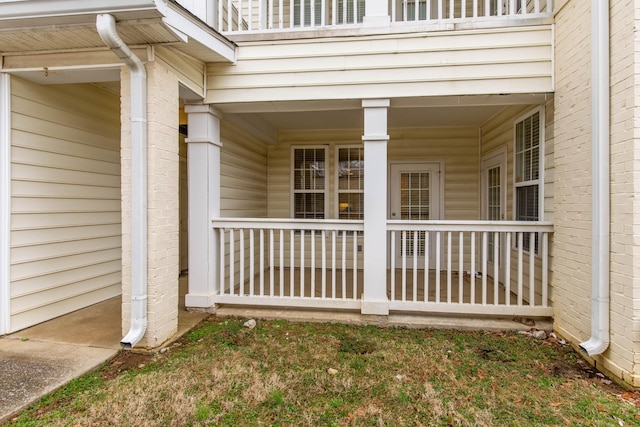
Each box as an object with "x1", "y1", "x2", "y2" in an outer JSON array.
[
  {"x1": 230, "y1": 229, "x2": 235, "y2": 295},
  {"x1": 482, "y1": 231, "x2": 487, "y2": 305},
  {"x1": 269, "y1": 228, "x2": 274, "y2": 296},
  {"x1": 331, "y1": 230, "x2": 336, "y2": 299},
  {"x1": 290, "y1": 229, "x2": 295, "y2": 297},
  {"x1": 447, "y1": 231, "x2": 452, "y2": 303},
  {"x1": 390, "y1": 230, "x2": 396, "y2": 301},
  {"x1": 239, "y1": 229, "x2": 245, "y2": 296},
  {"x1": 332, "y1": 0, "x2": 337, "y2": 25},
  {"x1": 401, "y1": 230, "x2": 407, "y2": 301},
  {"x1": 300, "y1": 230, "x2": 305, "y2": 297},
  {"x1": 248, "y1": 0, "x2": 253, "y2": 30},
  {"x1": 484, "y1": 0, "x2": 490, "y2": 16},
  {"x1": 353, "y1": 230, "x2": 358, "y2": 300},
  {"x1": 268, "y1": 0, "x2": 273, "y2": 29},
  {"x1": 227, "y1": 0, "x2": 233, "y2": 31},
  {"x1": 342, "y1": 230, "x2": 347, "y2": 299},
  {"x1": 424, "y1": 231, "x2": 429, "y2": 302},
  {"x1": 413, "y1": 230, "x2": 418, "y2": 301},
  {"x1": 249, "y1": 229, "x2": 254, "y2": 296},
  {"x1": 278, "y1": 0, "x2": 283, "y2": 29},
  {"x1": 310, "y1": 0, "x2": 315, "y2": 27},
  {"x1": 435, "y1": 231, "x2": 441, "y2": 302},
  {"x1": 220, "y1": 229, "x2": 226, "y2": 295},
  {"x1": 529, "y1": 231, "x2": 535, "y2": 306},
  {"x1": 494, "y1": 231, "x2": 499, "y2": 305},
  {"x1": 438, "y1": 0, "x2": 443, "y2": 19},
  {"x1": 259, "y1": 228, "x2": 265, "y2": 296},
  {"x1": 470, "y1": 231, "x2": 475, "y2": 304},
  {"x1": 449, "y1": 0, "x2": 454, "y2": 19},
  {"x1": 458, "y1": 231, "x2": 464, "y2": 304},
  {"x1": 279, "y1": 229, "x2": 284, "y2": 297},
  {"x1": 311, "y1": 230, "x2": 316, "y2": 298},
  {"x1": 426, "y1": 0, "x2": 431, "y2": 21},
  {"x1": 289, "y1": 0, "x2": 294, "y2": 29},
  {"x1": 505, "y1": 232, "x2": 511, "y2": 305},
  {"x1": 414, "y1": 0, "x2": 419, "y2": 22},
  {"x1": 321, "y1": 230, "x2": 327, "y2": 299},
  {"x1": 542, "y1": 232, "x2": 548, "y2": 306},
  {"x1": 238, "y1": 0, "x2": 243, "y2": 31},
  {"x1": 517, "y1": 232, "x2": 523, "y2": 306}
]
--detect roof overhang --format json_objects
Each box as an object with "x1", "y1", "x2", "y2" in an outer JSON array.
[{"x1": 0, "y1": 0, "x2": 235, "y2": 63}]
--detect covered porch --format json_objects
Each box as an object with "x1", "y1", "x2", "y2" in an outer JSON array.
[{"x1": 184, "y1": 95, "x2": 554, "y2": 321}]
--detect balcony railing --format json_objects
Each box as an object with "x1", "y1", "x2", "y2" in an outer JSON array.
[
  {"x1": 212, "y1": 218, "x2": 553, "y2": 317},
  {"x1": 218, "y1": 0, "x2": 553, "y2": 34}
]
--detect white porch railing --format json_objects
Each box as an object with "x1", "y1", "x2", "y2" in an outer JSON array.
[
  {"x1": 387, "y1": 220, "x2": 553, "y2": 316},
  {"x1": 212, "y1": 218, "x2": 553, "y2": 318},
  {"x1": 218, "y1": 0, "x2": 553, "y2": 33},
  {"x1": 213, "y1": 218, "x2": 364, "y2": 309}
]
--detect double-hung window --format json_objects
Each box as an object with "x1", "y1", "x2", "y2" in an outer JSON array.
[
  {"x1": 292, "y1": 147, "x2": 328, "y2": 219},
  {"x1": 337, "y1": 146, "x2": 364, "y2": 219},
  {"x1": 514, "y1": 109, "x2": 543, "y2": 252}
]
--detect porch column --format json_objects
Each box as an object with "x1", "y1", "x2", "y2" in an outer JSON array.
[
  {"x1": 362, "y1": 99, "x2": 390, "y2": 315},
  {"x1": 184, "y1": 104, "x2": 222, "y2": 309},
  {"x1": 363, "y1": 0, "x2": 390, "y2": 27}
]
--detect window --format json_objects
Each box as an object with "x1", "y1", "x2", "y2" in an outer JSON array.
[
  {"x1": 293, "y1": 147, "x2": 327, "y2": 218},
  {"x1": 337, "y1": 146, "x2": 364, "y2": 219},
  {"x1": 514, "y1": 109, "x2": 543, "y2": 252}
]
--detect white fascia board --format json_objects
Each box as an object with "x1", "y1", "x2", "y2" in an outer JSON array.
[
  {"x1": 0, "y1": 0, "x2": 167, "y2": 26},
  {"x1": 163, "y1": 5, "x2": 236, "y2": 63},
  {"x1": 0, "y1": 73, "x2": 10, "y2": 335}
]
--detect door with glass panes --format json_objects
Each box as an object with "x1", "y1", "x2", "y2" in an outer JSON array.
[
  {"x1": 481, "y1": 150, "x2": 506, "y2": 282},
  {"x1": 389, "y1": 163, "x2": 441, "y2": 269}
]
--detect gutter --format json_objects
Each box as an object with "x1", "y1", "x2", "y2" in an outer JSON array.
[
  {"x1": 96, "y1": 14, "x2": 148, "y2": 349},
  {"x1": 580, "y1": 0, "x2": 610, "y2": 356}
]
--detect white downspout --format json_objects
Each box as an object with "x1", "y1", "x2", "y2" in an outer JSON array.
[
  {"x1": 96, "y1": 14, "x2": 148, "y2": 349},
  {"x1": 0, "y1": 73, "x2": 11, "y2": 336},
  {"x1": 580, "y1": 0, "x2": 610, "y2": 356}
]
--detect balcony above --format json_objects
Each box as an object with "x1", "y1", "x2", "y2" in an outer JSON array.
[{"x1": 212, "y1": 0, "x2": 553, "y2": 39}]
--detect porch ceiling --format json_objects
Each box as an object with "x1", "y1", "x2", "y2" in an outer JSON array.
[{"x1": 218, "y1": 93, "x2": 550, "y2": 135}]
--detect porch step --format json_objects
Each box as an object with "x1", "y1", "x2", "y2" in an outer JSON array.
[{"x1": 214, "y1": 306, "x2": 553, "y2": 332}]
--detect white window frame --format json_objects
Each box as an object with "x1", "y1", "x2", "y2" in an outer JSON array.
[
  {"x1": 512, "y1": 106, "x2": 545, "y2": 253},
  {"x1": 334, "y1": 145, "x2": 364, "y2": 219},
  {"x1": 291, "y1": 146, "x2": 329, "y2": 219}
]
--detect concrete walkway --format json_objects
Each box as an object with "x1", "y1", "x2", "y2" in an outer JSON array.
[{"x1": 0, "y1": 276, "x2": 207, "y2": 423}]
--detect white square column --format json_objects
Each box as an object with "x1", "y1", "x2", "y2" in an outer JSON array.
[
  {"x1": 184, "y1": 104, "x2": 222, "y2": 309},
  {"x1": 363, "y1": 0, "x2": 390, "y2": 27},
  {"x1": 361, "y1": 99, "x2": 390, "y2": 315}
]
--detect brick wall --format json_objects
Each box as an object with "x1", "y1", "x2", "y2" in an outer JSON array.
[
  {"x1": 121, "y1": 60, "x2": 180, "y2": 349},
  {"x1": 553, "y1": 0, "x2": 640, "y2": 387}
]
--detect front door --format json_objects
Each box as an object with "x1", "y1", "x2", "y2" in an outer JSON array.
[
  {"x1": 389, "y1": 163, "x2": 441, "y2": 269},
  {"x1": 481, "y1": 150, "x2": 506, "y2": 281}
]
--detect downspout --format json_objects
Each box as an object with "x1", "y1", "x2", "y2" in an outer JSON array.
[
  {"x1": 580, "y1": 0, "x2": 610, "y2": 356},
  {"x1": 0, "y1": 73, "x2": 11, "y2": 336},
  {"x1": 96, "y1": 14, "x2": 148, "y2": 349}
]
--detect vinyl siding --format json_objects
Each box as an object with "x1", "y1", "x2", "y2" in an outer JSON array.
[
  {"x1": 220, "y1": 121, "x2": 269, "y2": 218},
  {"x1": 9, "y1": 78, "x2": 121, "y2": 332},
  {"x1": 207, "y1": 26, "x2": 553, "y2": 103}
]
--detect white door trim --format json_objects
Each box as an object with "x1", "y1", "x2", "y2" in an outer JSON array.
[
  {"x1": 1, "y1": 73, "x2": 11, "y2": 335},
  {"x1": 388, "y1": 161, "x2": 444, "y2": 269}
]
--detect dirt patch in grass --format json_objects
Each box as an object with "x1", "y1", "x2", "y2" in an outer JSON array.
[
  {"x1": 6, "y1": 317, "x2": 640, "y2": 427},
  {"x1": 100, "y1": 351, "x2": 156, "y2": 380}
]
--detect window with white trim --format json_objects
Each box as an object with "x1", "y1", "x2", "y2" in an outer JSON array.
[
  {"x1": 336, "y1": 146, "x2": 364, "y2": 219},
  {"x1": 292, "y1": 147, "x2": 328, "y2": 219},
  {"x1": 514, "y1": 109, "x2": 542, "y2": 252}
]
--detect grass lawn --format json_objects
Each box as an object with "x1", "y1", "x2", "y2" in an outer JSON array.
[{"x1": 5, "y1": 317, "x2": 640, "y2": 426}]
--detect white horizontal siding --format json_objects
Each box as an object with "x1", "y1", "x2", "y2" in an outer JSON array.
[
  {"x1": 207, "y1": 26, "x2": 553, "y2": 103},
  {"x1": 220, "y1": 122, "x2": 269, "y2": 218},
  {"x1": 9, "y1": 78, "x2": 121, "y2": 333}
]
